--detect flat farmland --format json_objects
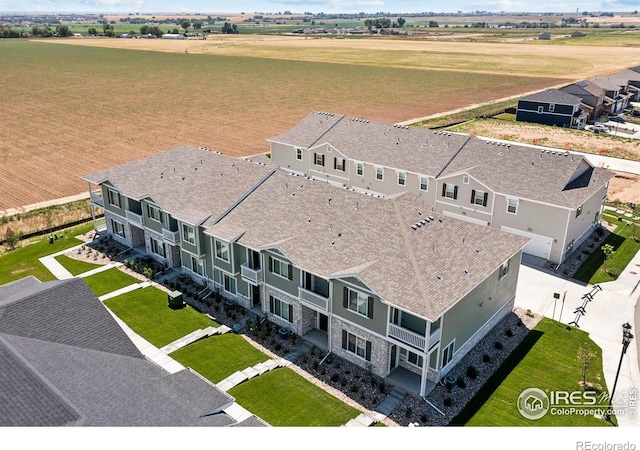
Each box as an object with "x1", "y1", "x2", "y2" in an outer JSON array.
[{"x1": 0, "y1": 36, "x2": 634, "y2": 211}]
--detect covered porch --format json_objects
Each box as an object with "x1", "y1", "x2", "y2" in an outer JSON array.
[{"x1": 386, "y1": 366, "x2": 437, "y2": 397}]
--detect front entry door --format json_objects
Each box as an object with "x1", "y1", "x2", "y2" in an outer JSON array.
[
  {"x1": 318, "y1": 313, "x2": 328, "y2": 332},
  {"x1": 390, "y1": 345, "x2": 398, "y2": 371}
]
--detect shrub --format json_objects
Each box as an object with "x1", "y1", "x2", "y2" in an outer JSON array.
[
  {"x1": 312, "y1": 361, "x2": 319, "y2": 370},
  {"x1": 443, "y1": 397, "x2": 452, "y2": 407},
  {"x1": 420, "y1": 414, "x2": 428, "y2": 423},
  {"x1": 405, "y1": 407, "x2": 412, "y2": 418},
  {"x1": 340, "y1": 378, "x2": 347, "y2": 387},
  {"x1": 379, "y1": 382, "x2": 386, "y2": 394},
  {"x1": 482, "y1": 354, "x2": 491, "y2": 363},
  {"x1": 516, "y1": 319, "x2": 523, "y2": 327},
  {"x1": 319, "y1": 367, "x2": 326, "y2": 375},
  {"x1": 302, "y1": 355, "x2": 308, "y2": 364},
  {"x1": 373, "y1": 396, "x2": 379, "y2": 405},
  {"x1": 494, "y1": 341, "x2": 503, "y2": 350},
  {"x1": 505, "y1": 328, "x2": 514, "y2": 337},
  {"x1": 456, "y1": 377, "x2": 466, "y2": 388},
  {"x1": 274, "y1": 343, "x2": 282, "y2": 351},
  {"x1": 350, "y1": 384, "x2": 359, "y2": 393},
  {"x1": 466, "y1": 366, "x2": 478, "y2": 379},
  {"x1": 331, "y1": 374, "x2": 340, "y2": 383}
]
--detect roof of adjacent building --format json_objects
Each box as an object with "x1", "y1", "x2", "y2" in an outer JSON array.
[
  {"x1": 83, "y1": 146, "x2": 274, "y2": 225},
  {"x1": 268, "y1": 111, "x2": 471, "y2": 177},
  {"x1": 0, "y1": 277, "x2": 241, "y2": 427},
  {"x1": 561, "y1": 80, "x2": 606, "y2": 99},
  {"x1": 518, "y1": 89, "x2": 583, "y2": 106},
  {"x1": 589, "y1": 74, "x2": 628, "y2": 91},
  {"x1": 439, "y1": 138, "x2": 615, "y2": 209},
  {"x1": 206, "y1": 171, "x2": 528, "y2": 321}
]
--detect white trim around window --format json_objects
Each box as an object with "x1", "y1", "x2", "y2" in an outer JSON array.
[
  {"x1": 110, "y1": 219, "x2": 125, "y2": 238},
  {"x1": 146, "y1": 204, "x2": 162, "y2": 223},
  {"x1": 215, "y1": 239, "x2": 230, "y2": 262},
  {"x1": 296, "y1": 148, "x2": 303, "y2": 160},
  {"x1": 342, "y1": 329, "x2": 372, "y2": 361},
  {"x1": 150, "y1": 236, "x2": 166, "y2": 258},
  {"x1": 507, "y1": 198, "x2": 519, "y2": 215},
  {"x1": 182, "y1": 223, "x2": 196, "y2": 245},
  {"x1": 356, "y1": 162, "x2": 364, "y2": 176},
  {"x1": 397, "y1": 171, "x2": 406, "y2": 186},
  {"x1": 419, "y1": 177, "x2": 428, "y2": 191},
  {"x1": 269, "y1": 295, "x2": 293, "y2": 323},
  {"x1": 375, "y1": 167, "x2": 383, "y2": 181},
  {"x1": 107, "y1": 188, "x2": 121, "y2": 208},
  {"x1": 441, "y1": 339, "x2": 455, "y2": 369}
]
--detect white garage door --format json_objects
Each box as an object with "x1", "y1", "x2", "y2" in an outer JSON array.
[{"x1": 501, "y1": 226, "x2": 553, "y2": 259}]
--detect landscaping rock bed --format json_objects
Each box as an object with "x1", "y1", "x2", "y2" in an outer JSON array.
[{"x1": 547, "y1": 224, "x2": 612, "y2": 277}]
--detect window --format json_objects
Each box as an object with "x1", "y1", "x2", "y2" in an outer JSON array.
[
  {"x1": 420, "y1": 177, "x2": 428, "y2": 191},
  {"x1": 223, "y1": 273, "x2": 236, "y2": 294},
  {"x1": 537, "y1": 106, "x2": 544, "y2": 114},
  {"x1": 499, "y1": 259, "x2": 510, "y2": 280},
  {"x1": 576, "y1": 205, "x2": 583, "y2": 218},
  {"x1": 342, "y1": 330, "x2": 371, "y2": 361},
  {"x1": 150, "y1": 237, "x2": 165, "y2": 258},
  {"x1": 408, "y1": 351, "x2": 424, "y2": 368},
  {"x1": 146, "y1": 204, "x2": 162, "y2": 222},
  {"x1": 334, "y1": 157, "x2": 345, "y2": 171},
  {"x1": 269, "y1": 295, "x2": 293, "y2": 323},
  {"x1": 356, "y1": 163, "x2": 364, "y2": 176},
  {"x1": 442, "y1": 183, "x2": 458, "y2": 200},
  {"x1": 462, "y1": 176, "x2": 469, "y2": 184},
  {"x1": 430, "y1": 317, "x2": 441, "y2": 335},
  {"x1": 343, "y1": 287, "x2": 373, "y2": 319},
  {"x1": 314, "y1": 153, "x2": 325, "y2": 166},
  {"x1": 191, "y1": 256, "x2": 204, "y2": 276},
  {"x1": 441, "y1": 340, "x2": 455, "y2": 368},
  {"x1": 107, "y1": 188, "x2": 121, "y2": 208},
  {"x1": 182, "y1": 224, "x2": 195, "y2": 244},
  {"x1": 269, "y1": 256, "x2": 293, "y2": 280},
  {"x1": 549, "y1": 103, "x2": 555, "y2": 112},
  {"x1": 215, "y1": 240, "x2": 229, "y2": 262},
  {"x1": 111, "y1": 219, "x2": 125, "y2": 238},
  {"x1": 507, "y1": 198, "x2": 518, "y2": 214},
  {"x1": 397, "y1": 172, "x2": 406, "y2": 186},
  {"x1": 375, "y1": 167, "x2": 383, "y2": 181},
  {"x1": 471, "y1": 189, "x2": 488, "y2": 207},
  {"x1": 296, "y1": 148, "x2": 303, "y2": 160}
]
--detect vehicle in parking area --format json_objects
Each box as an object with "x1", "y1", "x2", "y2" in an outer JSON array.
[
  {"x1": 586, "y1": 124, "x2": 609, "y2": 133},
  {"x1": 609, "y1": 116, "x2": 626, "y2": 123}
]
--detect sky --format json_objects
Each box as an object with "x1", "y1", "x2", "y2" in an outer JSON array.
[{"x1": 0, "y1": 0, "x2": 637, "y2": 14}]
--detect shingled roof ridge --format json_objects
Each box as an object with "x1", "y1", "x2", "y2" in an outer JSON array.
[{"x1": 307, "y1": 111, "x2": 346, "y2": 149}]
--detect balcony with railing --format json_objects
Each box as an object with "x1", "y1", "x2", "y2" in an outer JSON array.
[
  {"x1": 298, "y1": 287, "x2": 329, "y2": 311},
  {"x1": 241, "y1": 264, "x2": 263, "y2": 285},
  {"x1": 125, "y1": 210, "x2": 143, "y2": 226},
  {"x1": 162, "y1": 228, "x2": 180, "y2": 244},
  {"x1": 90, "y1": 191, "x2": 104, "y2": 208},
  {"x1": 388, "y1": 323, "x2": 426, "y2": 351}
]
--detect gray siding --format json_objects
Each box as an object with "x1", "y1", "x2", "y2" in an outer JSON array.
[
  {"x1": 101, "y1": 183, "x2": 126, "y2": 217},
  {"x1": 263, "y1": 250, "x2": 299, "y2": 297},
  {"x1": 141, "y1": 199, "x2": 164, "y2": 234},
  {"x1": 440, "y1": 252, "x2": 521, "y2": 364}
]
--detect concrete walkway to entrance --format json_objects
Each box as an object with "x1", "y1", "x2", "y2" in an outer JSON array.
[
  {"x1": 160, "y1": 325, "x2": 232, "y2": 354},
  {"x1": 216, "y1": 358, "x2": 291, "y2": 392},
  {"x1": 514, "y1": 251, "x2": 640, "y2": 427}
]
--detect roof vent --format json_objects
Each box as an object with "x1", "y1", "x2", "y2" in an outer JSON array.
[
  {"x1": 411, "y1": 225, "x2": 417, "y2": 231},
  {"x1": 464, "y1": 270, "x2": 470, "y2": 276},
  {"x1": 416, "y1": 222, "x2": 422, "y2": 228},
  {"x1": 475, "y1": 249, "x2": 481, "y2": 254},
  {"x1": 420, "y1": 219, "x2": 427, "y2": 225},
  {"x1": 428, "y1": 216, "x2": 434, "y2": 221},
  {"x1": 437, "y1": 276, "x2": 443, "y2": 282}
]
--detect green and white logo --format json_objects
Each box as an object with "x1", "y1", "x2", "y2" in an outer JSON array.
[{"x1": 517, "y1": 388, "x2": 550, "y2": 420}]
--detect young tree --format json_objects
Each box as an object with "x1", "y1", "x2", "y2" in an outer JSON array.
[
  {"x1": 601, "y1": 243, "x2": 615, "y2": 273},
  {"x1": 4, "y1": 227, "x2": 20, "y2": 251},
  {"x1": 396, "y1": 17, "x2": 406, "y2": 27},
  {"x1": 577, "y1": 342, "x2": 596, "y2": 387}
]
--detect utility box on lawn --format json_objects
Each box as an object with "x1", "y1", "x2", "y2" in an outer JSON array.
[{"x1": 168, "y1": 290, "x2": 185, "y2": 310}]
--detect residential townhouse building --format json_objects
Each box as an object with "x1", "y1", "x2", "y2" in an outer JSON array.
[
  {"x1": 589, "y1": 74, "x2": 635, "y2": 115},
  {"x1": 560, "y1": 80, "x2": 606, "y2": 120},
  {"x1": 268, "y1": 111, "x2": 614, "y2": 265},
  {"x1": 515, "y1": 89, "x2": 588, "y2": 129},
  {"x1": 83, "y1": 145, "x2": 528, "y2": 397}
]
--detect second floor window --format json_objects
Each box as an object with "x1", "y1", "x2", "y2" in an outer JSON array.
[
  {"x1": 397, "y1": 172, "x2": 406, "y2": 186},
  {"x1": 472, "y1": 190, "x2": 488, "y2": 207},
  {"x1": 269, "y1": 256, "x2": 293, "y2": 280},
  {"x1": 215, "y1": 240, "x2": 229, "y2": 262},
  {"x1": 442, "y1": 183, "x2": 458, "y2": 200},
  {"x1": 107, "y1": 189, "x2": 121, "y2": 208},
  {"x1": 296, "y1": 148, "x2": 303, "y2": 160},
  {"x1": 147, "y1": 204, "x2": 162, "y2": 222},
  {"x1": 343, "y1": 287, "x2": 373, "y2": 319},
  {"x1": 334, "y1": 157, "x2": 345, "y2": 171},
  {"x1": 376, "y1": 167, "x2": 383, "y2": 181},
  {"x1": 314, "y1": 153, "x2": 325, "y2": 166},
  {"x1": 356, "y1": 163, "x2": 364, "y2": 176},
  {"x1": 182, "y1": 224, "x2": 195, "y2": 245},
  {"x1": 420, "y1": 177, "x2": 428, "y2": 191}
]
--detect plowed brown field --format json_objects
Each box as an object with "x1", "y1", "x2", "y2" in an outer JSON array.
[{"x1": 2, "y1": 36, "x2": 639, "y2": 211}]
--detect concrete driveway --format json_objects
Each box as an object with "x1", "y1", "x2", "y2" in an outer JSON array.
[{"x1": 514, "y1": 253, "x2": 640, "y2": 427}]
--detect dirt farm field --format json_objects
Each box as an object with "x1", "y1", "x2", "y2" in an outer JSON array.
[{"x1": 2, "y1": 36, "x2": 640, "y2": 211}]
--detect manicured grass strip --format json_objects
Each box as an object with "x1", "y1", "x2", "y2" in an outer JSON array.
[
  {"x1": 573, "y1": 224, "x2": 640, "y2": 284},
  {"x1": 54, "y1": 253, "x2": 104, "y2": 276},
  {"x1": 453, "y1": 318, "x2": 610, "y2": 427},
  {"x1": 171, "y1": 333, "x2": 268, "y2": 384},
  {"x1": 82, "y1": 267, "x2": 140, "y2": 297},
  {"x1": 103, "y1": 286, "x2": 218, "y2": 348},
  {"x1": 229, "y1": 367, "x2": 360, "y2": 426},
  {"x1": 0, "y1": 223, "x2": 93, "y2": 284}
]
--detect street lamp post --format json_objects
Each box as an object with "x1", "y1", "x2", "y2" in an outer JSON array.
[{"x1": 604, "y1": 322, "x2": 634, "y2": 424}]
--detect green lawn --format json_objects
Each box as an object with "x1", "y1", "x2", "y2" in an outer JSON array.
[
  {"x1": 170, "y1": 333, "x2": 269, "y2": 383},
  {"x1": 82, "y1": 267, "x2": 140, "y2": 297},
  {"x1": 0, "y1": 223, "x2": 93, "y2": 285},
  {"x1": 229, "y1": 367, "x2": 361, "y2": 426},
  {"x1": 103, "y1": 286, "x2": 218, "y2": 348},
  {"x1": 453, "y1": 318, "x2": 611, "y2": 426},
  {"x1": 573, "y1": 222, "x2": 640, "y2": 284},
  {"x1": 55, "y1": 253, "x2": 104, "y2": 276}
]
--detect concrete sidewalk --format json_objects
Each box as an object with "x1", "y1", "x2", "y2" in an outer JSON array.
[{"x1": 514, "y1": 255, "x2": 640, "y2": 427}]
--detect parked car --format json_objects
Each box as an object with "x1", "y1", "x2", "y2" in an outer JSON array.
[
  {"x1": 587, "y1": 124, "x2": 609, "y2": 133},
  {"x1": 632, "y1": 110, "x2": 640, "y2": 117},
  {"x1": 609, "y1": 116, "x2": 626, "y2": 123}
]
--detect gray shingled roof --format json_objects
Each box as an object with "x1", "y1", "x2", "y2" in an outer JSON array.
[
  {"x1": 519, "y1": 89, "x2": 583, "y2": 105},
  {"x1": 0, "y1": 278, "x2": 238, "y2": 426},
  {"x1": 268, "y1": 111, "x2": 471, "y2": 177},
  {"x1": 589, "y1": 75, "x2": 628, "y2": 91},
  {"x1": 561, "y1": 80, "x2": 606, "y2": 99},
  {"x1": 439, "y1": 137, "x2": 615, "y2": 209},
  {"x1": 206, "y1": 171, "x2": 528, "y2": 320},
  {"x1": 83, "y1": 146, "x2": 273, "y2": 225}
]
